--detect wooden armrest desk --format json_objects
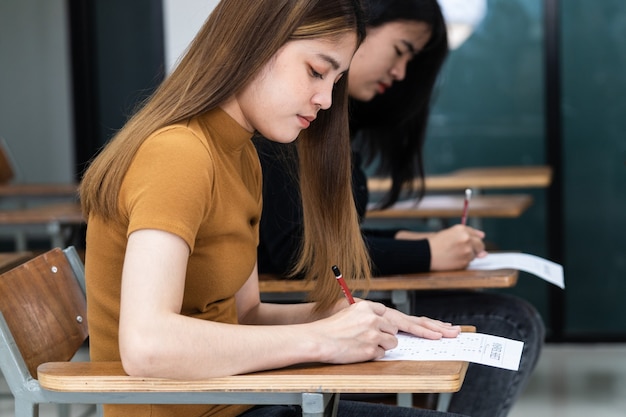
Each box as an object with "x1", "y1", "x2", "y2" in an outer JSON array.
[
  {"x1": 260, "y1": 269, "x2": 518, "y2": 314},
  {"x1": 367, "y1": 165, "x2": 553, "y2": 193},
  {"x1": 38, "y1": 334, "x2": 473, "y2": 417}
]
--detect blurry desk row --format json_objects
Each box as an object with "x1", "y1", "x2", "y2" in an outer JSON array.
[
  {"x1": 0, "y1": 183, "x2": 77, "y2": 198},
  {"x1": 260, "y1": 269, "x2": 518, "y2": 314},
  {"x1": 0, "y1": 194, "x2": 533, "y2": 251},
  {"x1": 367, "y1": 165, "x2": 552, "y2": 193},
  {"x1": 366, "y1": 194, "x2": 533, "y2": 220},
  {"x1": 0, "y1": 165, "x2": 550, "y2": 251},
  {"x1": 0, "y1": 202, "x2": 83, "y2": 250}
]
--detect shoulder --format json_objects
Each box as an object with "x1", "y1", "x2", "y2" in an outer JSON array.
[{"x1": 142, "y1": 121, "x2": 211, "y2": 160}]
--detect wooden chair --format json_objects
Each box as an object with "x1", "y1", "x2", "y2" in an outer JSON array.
[
  {"x1": 0, "y1": 247, "x2": 470, "y2": 417},
  {"x1": 0, "y1": 138, "x2": 16, "y2": 184}
]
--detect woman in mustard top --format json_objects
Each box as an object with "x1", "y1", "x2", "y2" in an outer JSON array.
[{"x1": 79, "y1": 1, "x2": 467, "y2": 417}]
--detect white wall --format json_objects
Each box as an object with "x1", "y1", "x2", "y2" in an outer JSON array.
[
  {"x1": 0, "y1": 0, "x2": 74, "y2": 183},
  {"x1": 162, "y1": 0, "x2": 219, "y2": 74},
  {"x1": 0, "y1": 0, "x2": 216, "y2": 183}
]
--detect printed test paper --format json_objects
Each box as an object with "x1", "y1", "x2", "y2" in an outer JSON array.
[{"x1": 378, "y1": 332, "x2": 523, "y2": 371}]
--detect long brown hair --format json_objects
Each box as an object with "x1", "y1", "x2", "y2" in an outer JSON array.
[{"x1": 80, "y1": 0, "x2": 370, "y2": 312}]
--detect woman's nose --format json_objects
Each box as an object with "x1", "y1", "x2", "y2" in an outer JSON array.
[
  {"x1": 390, "y1": 57, "x2": 410, "y2": 81},
  {"x1": 312, "y1": 88, "x2": 333, "y2": 110}
]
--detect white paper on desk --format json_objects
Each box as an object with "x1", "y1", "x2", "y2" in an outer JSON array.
[
  {"x1": 468, "y1": 252, "x2": 565, "y2": 289},
  {"x1": 379, "y1": 332, "x2": 523, "y2": 371}
]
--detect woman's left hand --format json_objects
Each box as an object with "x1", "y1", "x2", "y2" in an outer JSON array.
[{"x1": 382, "y1": 307, "x2": 461, "y2": 340}]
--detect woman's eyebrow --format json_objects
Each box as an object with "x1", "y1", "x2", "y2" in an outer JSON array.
[
  {"x1": 402, "y1": 40, "x2": 418, "y2": 54},
  {"x1": 317, "y1": 53, "x2": 341, "y2": 70}
]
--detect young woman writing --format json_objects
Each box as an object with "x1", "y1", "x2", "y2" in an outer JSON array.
[{"x1": 79, "y1": 1, "x2": 467, "y2": 417}]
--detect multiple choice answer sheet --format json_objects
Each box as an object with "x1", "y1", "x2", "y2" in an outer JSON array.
[
  {"x1": 468, "y1": 252, "x2": 565, "y2": 289},
  {"x1": 379, "y1": 332, "x2": 523, "y2": 371}
]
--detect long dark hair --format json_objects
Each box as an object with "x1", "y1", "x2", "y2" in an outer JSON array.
[{"x1": 350, "y1": 0, "x2": 448, "y2": 208}]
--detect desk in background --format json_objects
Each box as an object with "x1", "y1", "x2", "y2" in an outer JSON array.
[
  {"x1": 366, "y1": 194, "x2": 534, "y2": 220},
  {"x1": 0, "y1": 202, "x2": 84, "y2": 250},
  {"x1": 0, "y1": 182, "x2": 79, "y2": 251},
  {"x1": 260, "y1": 269, "x2": 518, "y2": 314},
  {"x1": 367, "y1": 165, "x2": 553, "y2": 193},
  {"x1": 0, "y1": 183, "x2": 78, "y2": 199}
]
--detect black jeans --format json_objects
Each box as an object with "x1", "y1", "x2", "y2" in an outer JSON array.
[
  {"x1": 239, "y1": 401, "x2": 468, "y2": 417},
  {"x1": 411, "y1": 290, "x2": 545, "y2": 417}
]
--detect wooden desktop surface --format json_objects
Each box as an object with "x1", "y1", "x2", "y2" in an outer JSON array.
[
  {"x1": 39, "y1": 352, "x2": 470, "y2": 394},
  {"x1": 0, "y1": 183, "x2": 78, "y2": 198},
  {"x1": 368, "y1": 166, "x2": 553, "y2": 193},
  {"x1": 0, "y1": 202, "x2": 83, "y2": 225},
  {"x1": 366, "y1": 194, "x2": 533, "y2": 219},
  {"x1": 259, "y1": 269, "x2": 518, "y2": 293}
]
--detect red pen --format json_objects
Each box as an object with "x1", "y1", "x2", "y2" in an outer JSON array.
[
  {"x1": 461, "y1": 188, "x2": 472, "y2": 225},
  {"x1": 331, "y1": 265, "x2": 355, "y2": 304}
]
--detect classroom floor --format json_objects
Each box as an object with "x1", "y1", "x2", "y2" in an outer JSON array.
[{"x1": 2, "y1": 343, "x2": 626, "y2": 417}]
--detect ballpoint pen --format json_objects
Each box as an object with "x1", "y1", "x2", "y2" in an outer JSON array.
[
  {"x1": 461, "y1": 188, "x2": 472, "y2": 225},
  {"x1": 331, "y1": 265, "x2": 355, "y2": 304}
]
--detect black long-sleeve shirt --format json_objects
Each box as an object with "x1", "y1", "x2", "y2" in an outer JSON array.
[{"x1": 255, "y1": 137, "x2": 431, "y2": 277}]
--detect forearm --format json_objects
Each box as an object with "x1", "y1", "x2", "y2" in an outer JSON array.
[
  {"x1": 120, "y1": 311, "x2": 326, "y2": 379},
  {"x1": 239, "y1": 299, "x2": 349, "y2": 325},
  {"x1": 365, "y1": 234, "x2": 431, "y2": 275}
]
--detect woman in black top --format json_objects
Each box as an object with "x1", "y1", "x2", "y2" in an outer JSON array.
[
  {"x1": 257, "y1": 0, "x2": 487, "y2": 277},
  {"x1": 255, "y1": 1, "x2": 545, "y2": 416}
]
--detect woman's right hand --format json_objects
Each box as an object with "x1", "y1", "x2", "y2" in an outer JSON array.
[
  {"x1": 428, "y1": 224, "x2": 487, "y2": 271},
  {"x1": 311, "y1": 300, "x2": 461, "y2": 364},
  {"x1": 312, "y1": 300, "x2": 399, "y2": 363}
]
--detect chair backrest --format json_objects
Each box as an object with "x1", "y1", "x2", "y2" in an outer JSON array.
[
  {"x1": 0, "y1": 137, "x2": 16, "y2": 184},
  {"x1": 0, "y1": 247, "x2": 88, "y2": 380}
]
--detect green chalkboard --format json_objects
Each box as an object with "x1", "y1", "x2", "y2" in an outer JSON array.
[{"x1": 423, "y1": 0, "x2": 626, "y2": 339}]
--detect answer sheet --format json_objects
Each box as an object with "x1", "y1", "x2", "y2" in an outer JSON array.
[
  {"x1": 468, "y1": 252, "x2": 565, "y2": 288},
  {"x1": 379, "y1": 332, "x2": 523, "y2": 371}
]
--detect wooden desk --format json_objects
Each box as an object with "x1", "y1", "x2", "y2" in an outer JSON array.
[
  {"x1": 367, "y1": 165, "x2": 553, "y2": 193},
  {"x1": 0, "y1": 183, "x2": 78, "y2": 198},
  {"x1": 366, "y1": 194, "x2": 533, "y2": 220},
  {"x1": 0, "y1": 202, "x2": 84, "y2": 250},
  {"x1": 260, "y1": 269, "x2": 518, "y2": 293},
  {"x1": 260, "y1": 269, "x2": 518, "y2": 314},
  {"x1": 38, "y1": 355, "x2": 470, "y2": 416},
  {"x1": 0, "y1": 179, "x2": 79, "y2": 250},
  {"x1": 39, "y1": 359, "x2": 468, "y2": 394}
]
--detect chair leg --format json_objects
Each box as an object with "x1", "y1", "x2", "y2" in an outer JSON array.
[
  {"x1": 436, "y1": 392, "x2": 452, "y2": 411},
  {"x1": 396, "y1": 393, "x2": 413, "y2": 407},
  {"x1": 57, "y1": 404, "x2": 70, "y2": 417},
  {"x1": 14, "y1": 398, "x2": 37, "y2": 417},
  {"x1": 301, "y1": 392, "x2": 338, "y2": 417}
]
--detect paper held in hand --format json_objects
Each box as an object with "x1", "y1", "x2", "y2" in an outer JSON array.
[{"x1": 468, "y1": 252, "x2": 565, "y2": 289}]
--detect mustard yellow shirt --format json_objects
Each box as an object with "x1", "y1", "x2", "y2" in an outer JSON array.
[{"x1": 85, "y1": 108, "x2": 261, "y2": 417}]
